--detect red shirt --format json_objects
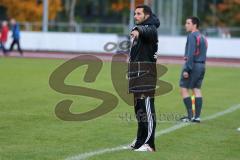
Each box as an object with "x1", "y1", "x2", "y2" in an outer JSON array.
[{"x1": 0, "y1": 26, "x2": 9, "y2": 42}]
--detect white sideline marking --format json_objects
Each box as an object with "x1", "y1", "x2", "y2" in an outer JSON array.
[{"x1": 65, "y1": 104, "x2": 240, "y2": 160}]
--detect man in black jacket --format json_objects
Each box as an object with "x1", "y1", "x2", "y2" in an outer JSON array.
[{"x1": 128, "y1": 5, "x2": 160, "y2": 152}]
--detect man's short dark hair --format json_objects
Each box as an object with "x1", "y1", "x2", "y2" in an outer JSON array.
[
  {"x1": 136, "y1": 5, "x2": 152, "y2": 16},
  {"x1": 188, "y1": 16, "x2": 200, "y2": 28}
]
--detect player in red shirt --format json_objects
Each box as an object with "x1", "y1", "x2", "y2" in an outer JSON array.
[{"x1": 0, "y1": 21, "x2": 9, "y2": 55}]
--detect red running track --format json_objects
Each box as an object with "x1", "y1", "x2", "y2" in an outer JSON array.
[{"x1": 1, "y1": 51, "x2": 240, "y2": 67}]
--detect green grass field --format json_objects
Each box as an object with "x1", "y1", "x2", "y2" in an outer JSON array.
[{"x1": 0, "y1": 57, "x2": 240, "y2": 160}]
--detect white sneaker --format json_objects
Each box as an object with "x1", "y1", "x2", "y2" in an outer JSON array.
[
  {"x1": 129, "y1": 139, "x2": 136, "y2": 149},
  {"x1": 191, "y1": 117, "x2": 201, "y2": 123},
  {"x1": 123, "y1": 139, "x2": 136, "y2": 149},
  {"x1": 134, "y1": 144, "x2": 154, "y2": 152},
  {"x1": 179, "y1": 116, "x2": 191, "y2": 122}
]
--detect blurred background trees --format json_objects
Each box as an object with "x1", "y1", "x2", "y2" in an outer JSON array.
[
  {"x1": 0, "y1": 0, "x2": 61, "y2": 21},
  {"x1": 0, "y1": 0, "x2": 240, "y2": 36},
  {"x1": 208, "y1": 0, "x2": 240, "y2": 27}
]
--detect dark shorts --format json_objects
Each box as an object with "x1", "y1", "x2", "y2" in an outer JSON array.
[{"x1": 179, "y1": 63, "x2": 206, "y2": 89}]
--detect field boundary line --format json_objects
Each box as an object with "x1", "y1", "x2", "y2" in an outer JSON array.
[{"x1": 65, "y1": 104, "x2": 240, "y2": 160}]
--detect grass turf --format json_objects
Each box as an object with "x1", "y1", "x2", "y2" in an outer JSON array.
[{"x1": 0, "y1": 57, "x2": 239, "y2": 160}]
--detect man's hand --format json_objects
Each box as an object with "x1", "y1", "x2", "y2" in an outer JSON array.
[
  {"x1": 154, "y1": 51, "x2": 160, "y2": 60},
  {"x1": 131, "y1": 30, "x2": 139, "y2": 39},
  {"x1": 183, "y1": 71, "x2": 189, "y2": 79}
]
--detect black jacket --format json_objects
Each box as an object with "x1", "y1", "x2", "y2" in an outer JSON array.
[
  {"x1": 130, "y1": 14, "x2": 160, "y2": 62},
  {"x1": 128, "y1": 15, "x2": 160, "y2": 94}
]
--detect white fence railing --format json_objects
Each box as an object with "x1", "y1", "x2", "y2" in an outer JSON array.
[
  {"x1": 14, "y1": 22, "x2": 240, "y2": 38},
  {"x1": 4, "y1": 31, "x2": 240, "y2": 58}
]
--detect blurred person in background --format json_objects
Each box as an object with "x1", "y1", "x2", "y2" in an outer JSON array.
[
  {"x1": 9, "y1": 18, "x2": 23, "y2": 55},
  {"x1": 0, "y1": 20, "x2": 9, "y2": 56}
]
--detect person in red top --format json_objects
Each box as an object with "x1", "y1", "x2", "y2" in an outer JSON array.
[{"x1": 0, "y1": 21, "x2": 9, "y2": 55}]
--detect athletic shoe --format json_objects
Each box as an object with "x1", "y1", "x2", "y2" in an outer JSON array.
[
  {"x1": 191, "y1": 117, "x2": 201, "y2": 123},
  {"x1": 134, "y1": 144, "x2": 155, "y2": 152},
  {"x1": 179, "y1": 116, "x2": 191, "y2": 122},
  {"x1": 129, "y1": 139, "x2": 136, "y2": 149},
  {"x1": 123, "y1": 139, "x2": 136, "y2": 149}
]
